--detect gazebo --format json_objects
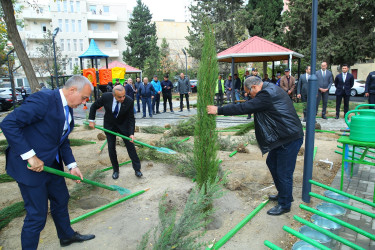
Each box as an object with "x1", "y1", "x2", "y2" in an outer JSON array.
[
  {"x1": 99, "y1": 60, "x2": 142, "y2": 77},
  {"x1": 217, "y1": 36, "x2": 304, "y2": 79}
]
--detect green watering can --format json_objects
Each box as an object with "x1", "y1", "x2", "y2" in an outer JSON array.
[{"x1": 345, "y1": 104, "x2": 375, "y2": 142}]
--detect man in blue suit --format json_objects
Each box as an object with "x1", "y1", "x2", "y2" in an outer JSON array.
[
  {"x1": 316, "y1": 62, "x2": 334, "y2": 119},
  {"x1": 0, "y1": 75, "x2": 95, "y2": 249},
  {"x1": 334, "y1": 64, "x2": 354, "y2": 119}
]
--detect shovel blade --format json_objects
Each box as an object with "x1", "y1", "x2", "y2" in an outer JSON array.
[
  {"x1": 156, "y1": 147, "x2": 177, "y2": 154},
  {"x1": 110, "y1": 185, "x2": 132, "y2": 195}
]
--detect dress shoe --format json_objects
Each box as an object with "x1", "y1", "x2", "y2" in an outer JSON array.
[
  {"x1": 268, "y1": 194, "x2": 279, "y2": 201},
  {"x1": 178, "y1": 110, "x2": 183, "y2": 112},
  {"x1": 163, "y1": 110, "x2": 166, "y2": 113},
  {"x1": 171, "y1": 110, "x2": 174, "y2": 113},
  {"x1": 188, "y1": 109, "x2": 190, "y2": 112},
  {"x1": 267, "y1": 205, "x2": 290, "y2": 216},
  {"x1": 156, "y1": 111, "x2": 161, "y2": 114},
  {"x1": 60, "y1": 232, "x2": 95, "y2": 247},
  {"x1": 153, "y1": 112, "x2": 156, "y2": 115},
  {"x1": 142, "y1": 116, "x2": 146, "y2": 118},
  {"x1": 112, "y1": 171, "x2": 119, "y2": 179},
  {"x1": 322, "y1": 115, "x2": 327, "y2": 119},
  {"x1": 335, "y1": 115, "x2": 339, "y2": 119},
  {"x1": 135, "y1": 171, "x2": 143, "y2": 177}
]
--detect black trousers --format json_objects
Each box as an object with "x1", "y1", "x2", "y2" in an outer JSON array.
[
  {"x1": 105, "y1": 130, "x2": 141, "y2": 172},
  {"x1": 152, "y1": 93, "x2": 160, "y2": 113},
  {"x1": 163, "y1": 92, "x2": 173, "y2": 111},
  {"x1": 179, "y1": 93, "x2": 189, "y2": 110},
  {"x1": 336, "y1": 94, "x2": 350, "y2": 116},
  {"x1": 215, "y1": 92, "x2": 223, "y2": 106},
  {"x1": 316, "y1": 90, "x2": 329, "y2": 115},
  {"x1": 369, "y1": 94, "x2": 375, "y2": 108}
]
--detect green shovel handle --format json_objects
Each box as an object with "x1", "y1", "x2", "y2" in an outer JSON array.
[
  {"x1": 28, "y1": 164, "x2": 116, "y2": 191},
  {"x1": 84, "y1": 121, "x2": 156, "y2": 150}
]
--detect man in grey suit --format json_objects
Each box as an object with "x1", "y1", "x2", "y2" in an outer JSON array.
[
  {"x1": 297, "y1": 66, "x2": 310, "y2": 122},
  {"x1": 316, "y1": 62, "x2": 334, "y2": 119}
]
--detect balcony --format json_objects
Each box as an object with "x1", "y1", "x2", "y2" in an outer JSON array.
[
  {"x1": 101, "y1": 49, "x2": 120, "y2": 58},
  {"x1": 22, "y1": 9, "x2": 52, "y2": 20},
  {"x1": 24, "y1": 32, "x2": 47, "y2": 40},
  {"x1": 87, "y1": 13, "x2": 117, "y2": 22},
  {"x1": 88, "y1": 30, "x2": 118, "y2": 40}
]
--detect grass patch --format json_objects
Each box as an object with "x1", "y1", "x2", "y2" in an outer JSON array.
[
  {"x1": 0, "y1": 139, "x2": 8, "y2": 155},
  {"x1": 141, "y1": 126, "x2": 166, "y2": 134},
  {"x1": 138, "y1": 147, "x2": 179, "y2": 164},
  {"x1": 74, "y1": 124, "x2": 80, "y2": 127},
  {"x1": 69, "y1": 139, "x2": 96, "y2": 146},
  {"x1": 0, "y1": 201, "x2": 26, "y2": 230},
  {"x1": 169, "y1": 116, "x2": 197, "y2": 137},
  {"x1": 293, "y1": 102, "x2": 304, "y2": 114},
  {"x1": 0, "y1": 174, "x2": 15, "y2": 183},
  {"x1": 156, "y1": 137, "x2": 193, "y2": 153},
  {"x1": 234, "y1": 121, "x2": 255, "y2": 135},
  {"x1": 217, "y1": 136, "x2": 238, "y2": 151}
]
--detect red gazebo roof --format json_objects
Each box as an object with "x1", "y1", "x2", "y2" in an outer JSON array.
[
  {"x1": 100, "y1": 61, "x2": 142, "y2": 73},
  {"x1": 217, "y1": 36, "x2": 303, "y2": 63}
]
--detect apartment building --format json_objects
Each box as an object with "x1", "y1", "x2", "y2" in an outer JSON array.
[{"x1": 16, "y1": 0, "x2": 130, "y2": 83}]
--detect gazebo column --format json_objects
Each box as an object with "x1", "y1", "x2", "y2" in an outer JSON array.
[
  {"x1": 94, "y1": 58, "x2": 99, "y2": 100},
  {"x1": 231, "y1": 57, "x2": 235, "y2": 103},
  {"x1": 80, "y1": 58, "x2": 83, "y2": 75},
  {"x1": 263, "y1": 61, "x2": 267, "y2": 79},
  {"x1": 297, "y1": 58, "x2": 301, "y2": 79},
  {"x1": 272, "y1": 61, "x2": 275, "y2": 76},
  {"x1": 288, "y1": 54, "x2": 292, "y2": 74}
]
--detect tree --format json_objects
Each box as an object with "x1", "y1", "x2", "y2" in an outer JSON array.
[
  {"x1": 194, "y1": 22, "x2": 219, "y2": 191},
  {"x1": 187, "y1": 0, "x2": 248, "y2": 60},
  {"x1": 123, "y1": 0, "x2": 158, "y2": 70},
  {"x1": 246, "y1": 0, "x2": 283, "y2": 43},
  {"x1": 280, "y1": 0, "x2": 375, "y2": 67},
  {"x1": 142, "y1": 36, "x2": 160, "y2": 78},
  {"x1": 1, "y1": 0, "x2": 39, "y2": 92},
  {"x1": 32, "y1": 30, "x2": 67, "y2": 79},
  {"x1": 159, "y1": 38, "x2": 178, "y2": 75}
]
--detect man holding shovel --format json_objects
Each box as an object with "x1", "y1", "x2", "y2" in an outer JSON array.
[
  {"x1": 0, "y1": 75, "x2": 95, "y2": 249},
  {"x1": 89, "y1": 85, "x2": 142, "y2": 180}
]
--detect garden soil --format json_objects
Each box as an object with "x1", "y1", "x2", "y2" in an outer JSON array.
[{"x1": 0, "y1": 124, "x2": 343, "y2": 250}]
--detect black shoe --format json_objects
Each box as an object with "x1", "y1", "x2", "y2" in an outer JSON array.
[
  {"x1": 112, "y1": 171, "x2": 119, "y2": 179},
  {"x1": 268, "y1": 194, "x2": 279, "y2": 201},
  {"x1": 188, "y1": 109, "x2": 190, "y2": 111},
  {"x1": 322, "y1": 115, "x2": 327, "y2": 119},
  {"x1": 135, "y1": 171, "x2": 143, "y2": 177},
  {"x1": 60, "y1": 232, "x2": 95, "y2": 247},
  {"x1": 142, "y1": 116, "x2": 146, "y2": 118},
  {"x1": 163, "y1": 110, "x2": 166, "y2": 113},
  {"x1": 153, "y1": 112, "x2": 156, "y2": 115},
  {"x1": 156, "y1": 111, "x2": 161, "y2": 114},
  {"x1": 267, "y1": 205, "x2": 290, "y2": 216},
  {"x1": 179, "y1": 110, "x2": 183, "y2": 112},
  {"x1": 335, "y1": 115, "x2": 339, "y2": 119},
  {"x1": 171, "y1": 110, "x2": 174, "y2": 113}
]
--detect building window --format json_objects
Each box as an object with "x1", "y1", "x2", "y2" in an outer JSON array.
[
  {"x1": 105, "y1": 41, "x2": 112, "y2": 48},
  {"x1": 67, "y1": 39, "x2": 71, "y2": 51},
  {"x1": 70, "y1": 1, "x2": 74, "y2": 12},
  {"x1": 103, "y1": 6, "x2": 109, "y2": 13},
  {"x1": 75, "y1": 58, "x2": 79, "y2": 66},
  {"x1": 58, "y1": 19, "x2": 63, "y2": 32},
  {"x1": 73, "y1": 39, "x2": 77, "y2": 51},
  {"x1": 41, "y1": 23, "x2": 47, "y2": 33},
  {"x1": 76, "y1": 1, "x2": 80, "y2": 12},
  {"x1": 65, "y1": 20, "x2": 69, "y2": 32},
  {"x1": 90, "y1": 23, "x2": 98, "y2": 30},
  {"x1": 60, "y1": 39, "x2": 64, "y2": 51},
  {"x1": 79, "y1": 39, "x2": 83, "y2": 51},
  {"x1": 63, "y1": 0, "x2": 67, "y2": 12},
  {"x1": 71, "y1": 20, "x2": 75, "y2": 32},
  {"x1": 104, "y1": 23, "x2": 110, "y2": 30},
  {"x1": 57, "y1": 1, "x2": 61, "y2": 12},
  {"x1": 89, "y1": 5, "x2": 96, "y2": 14},
  {"x1": 78, "y1": 20, "x2": 82, "y2": 32},
  {"x1": 69, "y1": 58, "x2": 73, "y2": 70}
]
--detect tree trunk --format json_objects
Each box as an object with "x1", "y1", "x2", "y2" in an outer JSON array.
[{"x1": 1, "y1": 0, "x2": 39, "y2": 93}]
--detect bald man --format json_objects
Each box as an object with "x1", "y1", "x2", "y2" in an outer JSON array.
[{"x1": 89, "y1": 85, "x2": 142, "y2": 179}]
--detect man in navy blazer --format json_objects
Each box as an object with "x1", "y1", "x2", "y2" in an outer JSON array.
[
  {"x1": 316, "y1": 62, "x2": 334, "y2": 119},
  {"x1": 297, "y1": 66, "x2": 311, "y2": 122},
  {"x1": 0, "y1": 75, "x2": 95, "y2": 249},
  {"x1": 334, "y1": 64, "x2": 354, "y2": 119}
]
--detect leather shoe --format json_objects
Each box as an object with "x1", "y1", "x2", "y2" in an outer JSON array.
[
  {"x1": 268, "y1": 194, "x2": 279, "y2": 201},
  {"x1": 112, "y1": 171, "x2": 119, "y2": 179},
  {"x1": 135, "y1": 171, "x2": 143, "y2": 178},
  {"x1": 335, "y1": 115, "x2": 339, "y2": 119},
  {"x1": 267, "y1": 205, "x2": 290, "y2": 216},
  {"x1": 60, "y1": 232, "x2": 95, "y2": 247},
  {"x1": 178, "y1": 110, "x2": 183, "y2": 112},
  {"x1": 322, "y1": 115, "x2": 327, "y2": 119}
]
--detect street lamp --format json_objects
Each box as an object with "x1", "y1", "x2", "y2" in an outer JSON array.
[
  {"x1": 182, "y1": 49, "x2": 188, "y2": 77},
  {"x1": 52, "y1": 27, "x2": 60, "y2": 88}
]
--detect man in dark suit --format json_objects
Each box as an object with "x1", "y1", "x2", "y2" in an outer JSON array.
[
  {"x1": 0, "y1": 75, "x2": 95, "y2": 249},
  {"x1": 335, "y1": 64, "x2": 354, "y2": 119},
  {"x1": 297, "y1": 66, "x2": 311, "y2": 122},
  {"x1": 316, "y1": 62, "x2": 334, "y2": 119},
  {"x1": 89, "y1": 85, "x2": 142, "y2": 180}
]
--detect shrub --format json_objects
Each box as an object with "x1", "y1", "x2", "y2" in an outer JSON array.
[{"x1": 168, "y1": 116, "x2": 197, "y2": 137}]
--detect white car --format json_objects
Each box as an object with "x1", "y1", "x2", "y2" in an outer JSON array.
[
  {"x1": 329, "y1": 79, "x2": 366, "y2": 96},
  {"x1": 0, "y1": 88, "x2": 23, "y2": 103}
]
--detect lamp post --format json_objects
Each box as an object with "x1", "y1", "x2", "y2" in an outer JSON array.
[
  {"x1": 182, "y1": 49, "x2": 188, "y2": 77},
  {"x1": 52, "y1": 27, "x2": 60, "y2": 89}
]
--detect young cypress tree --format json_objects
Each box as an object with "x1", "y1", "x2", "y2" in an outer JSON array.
[{"x1": 193, "y1": 22, "x2": 219, "y2": 192}]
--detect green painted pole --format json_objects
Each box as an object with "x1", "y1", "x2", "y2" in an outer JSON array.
[
  {"x1": 216, "y1": 129, "x2": 240, "y2": 132},
  {"x1": 294, "y1": 215, "x2": 365, "y2": 250},
  {"x1": 207, "y1": 199, "x2": 269, "y2": 250},
  {"x1": 313, "y1": 146, "x2": 318, "y2": 160},
  {"x1": 70, "y1": 188, "x2": 149, "y2": 224},
  {"x1": 334, "y1": 150, "x2": 375, "y2": 167},
  {"x1": 300, "y1": 204, "x2": 375, "y2": 240},
  {"x1": 303, "y1": 127, "x2": 338, "y2": 134},
  {"x1": 177, "y1": 136, "x2": 190, "y2": 144},
  {"x1": 337, "y1": 145, "x2": 375, "y2": 160},
  {"x1": 264, "y1": 240, "x2": 283, "y2": 250},
  {"x1": 100, "y1": 160, "x2": 132, "y2": 172},
  {"x1": 309, "y1": 192, "x2": 375, "y2": 218},
  {"x1": 309, "y1": 180, "x2": 375, "y2": 208},
  {"x1": 229, "y1": 143, "x2": 248, "y2": 157},
  {"x1": 283, "y1": 226, "x2": 330, "y2": 250},
  {"x1": 99, "y1": 139, "x2": 107, "y2": 153}
]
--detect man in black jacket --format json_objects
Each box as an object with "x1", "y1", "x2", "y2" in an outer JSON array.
[
  {"x1": 207, "y1": 76, "x2": 303, "y2": 216},
  {"x1": 334, "y1": 64, "x2": 354, "y2": 119},
  {"x1": 161, "y1": 75, "x2": 174, "y2": 112},
  {"x1": 89, "y1": 85, "x2": 142, "y2": 180}
]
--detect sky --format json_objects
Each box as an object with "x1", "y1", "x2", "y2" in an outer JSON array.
[{"x1": 127, "y1": 0, "x2": 189, "y2": 22}]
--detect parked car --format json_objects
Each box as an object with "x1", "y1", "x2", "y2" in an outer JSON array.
[
  {"x1": 329, "y1": 79, "x2": 366, "y2": 96},
  {"x1": 0, "y1": 88, "x2": 23, "y2": 104},
  {"x1": 0, "y1": 96, "x2": 13, "y2": 111},
  {"x1": 190, "y1": 80, "x2": 198, "y2": 93}
]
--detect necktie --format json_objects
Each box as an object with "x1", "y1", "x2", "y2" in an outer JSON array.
[
  {"x1": 56, "y1": 105, "x2": 71, "y2": 163},
  {"x1": 113, "y1": 101, "x2": 119, "y2": 118}
]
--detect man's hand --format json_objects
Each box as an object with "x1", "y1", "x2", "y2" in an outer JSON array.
[
  {"x1": 70, "y1": 167, "x2": 83, "y2": 183},
  {"x1": 151, "y1": 96, "x2": 154, "y2": 99},
  {"x1": 27, "y1": 155, "x2": 44, "y2": 172},
  {"x1": 288, "y1": 90, "x2": 292, "y2": 95},
  {"x1": 228, "y1": 88, "x2": 232, "y2": 91},
  {"x1": 158, "y1": 91, "x2": 161, "y2": 94},
  {"x1": 297, "y1": 94, "x2": 301, "y2": 99},
  {"x1": 129, "y1": 135, "x2": 135, "y2": 143},
  {"x1": 89, "y1": 121, "x2": 95, "y2": 129},
  {"x1": 188, "y1": 92, "x2": 191, "y2": 94},
  {"x1": 322, "y1": 89, "x2": 328, "y2": 93},
  {"x1": 207, "y1": 105, "x2": 218, "y2": 115},
  {"x1": 365, "y1": 93, "x2": 369, "y2": 97}
]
